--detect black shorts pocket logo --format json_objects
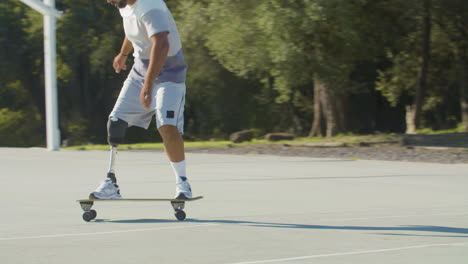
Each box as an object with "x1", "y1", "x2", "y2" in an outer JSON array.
[{"x1": 166, "y1": 111, "x2": 175, "y2": 118}]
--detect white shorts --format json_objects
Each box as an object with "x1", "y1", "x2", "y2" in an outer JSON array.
[{"x1": 109, "y1": 79, "x2": 185, "y2": 133}]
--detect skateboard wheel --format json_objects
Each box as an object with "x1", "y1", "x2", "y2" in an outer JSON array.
[
  {"x1": 90, "y1": 210, "x2": 97, "y2": 220},
  {"x1": 82, "y1": 211, "x2": 94, "y2": 222},
  {"x1": 175, "y1": 209, "x2": 186, "y2": 221}
]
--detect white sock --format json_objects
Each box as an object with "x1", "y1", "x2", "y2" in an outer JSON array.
[{"x1": 170, "y1": 160, "x2": 187, "y2": 184}]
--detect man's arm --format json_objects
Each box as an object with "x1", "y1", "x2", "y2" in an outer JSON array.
[
  {"x1": 140, "y1": 31, "x2": 170, "y2": 109},
  {"x1": 113, "y1": 36, "x2": 133, "y2": 73},
  {"x1": 119, "y1": 36, "x2": 133, "y2": 56}
]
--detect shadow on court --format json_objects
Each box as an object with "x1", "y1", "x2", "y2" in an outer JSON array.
[{"x1": 101, "y1": 218, "x2": 468, "y2": 237}]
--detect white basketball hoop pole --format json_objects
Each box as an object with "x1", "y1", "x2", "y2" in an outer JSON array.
[
  {"x1": 43, "y1": 0, "x2": 60, "y2": 151},
  {"x1": 20, "y1": 0, "x2": 62, "y2": 151}
]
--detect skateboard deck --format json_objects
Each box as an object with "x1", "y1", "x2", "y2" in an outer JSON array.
[
  {"x1": 77, "y1": 196, "x2": 203, "y2": 202},
  {"x1": 77, "y1": 196, "x2": 203, "y2": 222}
]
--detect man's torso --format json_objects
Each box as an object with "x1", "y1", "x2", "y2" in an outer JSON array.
[{"x1": 120, "y1": 0, "x2": 187, "y2": 84}]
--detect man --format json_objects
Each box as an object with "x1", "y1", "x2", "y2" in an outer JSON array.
[{"x1": 90, "y1": 0, "x2": 192, "y2": 199}]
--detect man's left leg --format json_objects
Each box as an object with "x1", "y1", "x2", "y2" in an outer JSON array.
[
  {"x1": 154, "y1": 82, "x2": 191, "y2": 199},
  {"x1": 158, "y1": 125, "x2": 185, "y2": 162},
  {"x1": 159, "y1": 125, "x2": 192, "y2": 199}
]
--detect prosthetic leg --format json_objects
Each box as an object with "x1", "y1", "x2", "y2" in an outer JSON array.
[
  {"x1": 107, "y1": 146, "x2": 118, "y2": 183},
  {"x1": 88, "y1": 117, "x2": 128, "y2": 200},
  {"x1": 106, "y1": 117, "x2": 128, "y2": 184}
]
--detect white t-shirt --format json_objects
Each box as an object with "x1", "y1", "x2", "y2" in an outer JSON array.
[{"x1": 120, "y1": 0, "x2": 186, "y2": 83}]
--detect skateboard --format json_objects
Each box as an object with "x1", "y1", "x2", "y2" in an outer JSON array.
[{"x1": 76, "y1": 196, "x2": 203, "y2": 222}]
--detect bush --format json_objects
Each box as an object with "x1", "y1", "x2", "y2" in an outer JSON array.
[{"x1": 0, "y1": 108, "x2": 44, "y2": 147}]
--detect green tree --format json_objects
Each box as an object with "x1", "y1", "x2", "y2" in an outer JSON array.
[
  {"x1": 178, "y1": 0, "x2": 408, "y2": 137},
  {"x1": 55, "y1": 0, "x2": 126, "y2": 143},
  {"x1": 4, "y1": 0, "x2": 467, "y2": 147},
  {"x1": 376, "y1": 0, "x2": 468, "y2": 132},
  {"x1": 176, "y1": 0, "x2": 280, "y2": 137},
  {"x1": 0, "y1": 0, "x2": 44, "y2": 146},
  {"x1": 434, "y1": 0, "x2": 468, "y2": 131}
]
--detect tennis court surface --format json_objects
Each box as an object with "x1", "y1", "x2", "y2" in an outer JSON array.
[{"x1": 1, "y1": 148, "x2": 467, "y2": 264}]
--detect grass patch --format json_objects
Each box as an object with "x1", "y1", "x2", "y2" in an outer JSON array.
[
  {"x1": 64, "y1": 134, "x2": 404, "y2": 151},
  {"x1": 415, "y1": 123, "x2": 465, "y2": 135},
  {"x1": 64, "y1": 139, "x2": 272, "y2": 151}
]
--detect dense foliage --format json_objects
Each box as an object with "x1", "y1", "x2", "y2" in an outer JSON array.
[{"x1": 1, "y1": 0, "x2": 467, "y2": 146}]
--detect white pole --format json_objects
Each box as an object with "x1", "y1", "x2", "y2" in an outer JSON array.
[{"x1": 43, "y1": 0, "x2": 60, "y2": 151}]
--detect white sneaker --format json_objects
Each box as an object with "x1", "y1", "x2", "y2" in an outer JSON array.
[
  {"x1": 175, "y1": 178, "x2": 192, "y2": 199},
  {"x1": 89, "y1": 179, "x2": 122, "y2": 199}
]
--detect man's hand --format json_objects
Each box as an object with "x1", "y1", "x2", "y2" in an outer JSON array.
[
  {"x1": 113, "y1": 53, "x2": 128, "y2": 73},
  {"x1": 139, "y1": 84, "x2": 152, "y2": 110}
]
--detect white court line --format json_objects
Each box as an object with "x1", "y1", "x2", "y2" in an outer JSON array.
[
  {"x1": 0, "y1": 223, "x2": 218, "y2": 241},
  {"x1": 229, "y1": 242, "x2": 468, "y2": 264}
]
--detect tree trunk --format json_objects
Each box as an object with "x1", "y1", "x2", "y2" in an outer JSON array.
[
  {"x1": 320, "y1": 85, "x2": 338, "y2": 137},
  {"x1": 405, "y1": 105, "x2": 417, "y2": 134},
  {"x1": 335, "y1": 89, "x2": 348, "y2": 133},
  {"x1": 319, "y1": 80, "x2": 349, "y2": 138},
  {"x1": 460, "y1": 54, "x2": 468, "y2": 132},
  {"x1": 407, "y1": 0, "x2": 432, "y2": 134},
  {"x1": 462, "y1": 94, "x2": 468, "y2": 132},
  {"x1": 308, "y1": 78, "x2": 323, "y2": 137}
]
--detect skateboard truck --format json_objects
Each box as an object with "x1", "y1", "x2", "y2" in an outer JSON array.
[
  {"x1": 80, "y1": 201, "x2": 94, "y2": 211},
  {"x1": 79, "y1": 201, "x2": 97, "y2": 222},
  {"x1": 171, "y1": 201, "x2": 186, "y2": 221}
]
